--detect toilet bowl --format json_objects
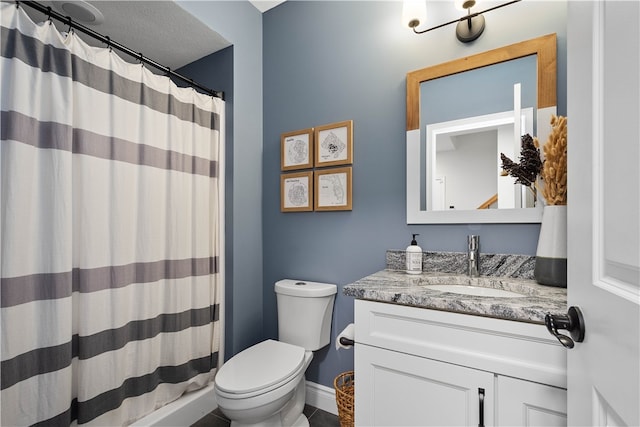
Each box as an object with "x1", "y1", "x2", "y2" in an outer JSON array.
[
  {"x1": 214, "y1": 340, "x2": 312, "y2": 426},
  {"x1": 214, "y1": 279, "x2": 337, "y2": 427}
]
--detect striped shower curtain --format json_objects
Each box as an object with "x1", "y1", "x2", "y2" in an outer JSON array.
[{"x1": 1, "y1": 3, "x2": 223, "y2": 425}]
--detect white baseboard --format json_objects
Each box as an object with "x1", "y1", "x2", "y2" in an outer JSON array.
[{"x1": 305, "y1": 381, "x2": 338, "y2": 416}]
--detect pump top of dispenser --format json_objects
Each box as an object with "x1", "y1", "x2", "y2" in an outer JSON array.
[{"x1": 410, "y1": 234, "x2": 419, "y2": 245}]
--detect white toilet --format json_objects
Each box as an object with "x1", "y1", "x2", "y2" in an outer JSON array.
[{"x1": 214, "y1": 279, "x2": 337, "y2": 427}]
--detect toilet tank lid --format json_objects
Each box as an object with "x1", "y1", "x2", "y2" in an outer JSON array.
[{"x1": 275, "y1": 279, "x2": 337, "y2": 297}]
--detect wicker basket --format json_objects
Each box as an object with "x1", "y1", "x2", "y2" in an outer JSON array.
[{"x1": 334, "y1": 371, "x2": 355, "y2": 427}]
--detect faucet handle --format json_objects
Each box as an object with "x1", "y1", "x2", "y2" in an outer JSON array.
[{"x1": 468, "y1": 235, "x2": 479, "y2": 250}]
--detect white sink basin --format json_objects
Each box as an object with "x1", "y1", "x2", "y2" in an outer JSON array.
[{"x1": 427, "y1": 284, "x2": 526, "y2": 298}]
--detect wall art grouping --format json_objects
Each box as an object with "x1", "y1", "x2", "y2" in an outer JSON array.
[{"x1": 280, "y1": 120, "x2": 353, "y2": 212}]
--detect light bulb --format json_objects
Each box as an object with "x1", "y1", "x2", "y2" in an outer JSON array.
[
  {"x1": 454, "y1": 0, "x2": 479, "y2": 12},
  {"x1": 402, "y1": 0, "x2": 427, "y2": 29}
]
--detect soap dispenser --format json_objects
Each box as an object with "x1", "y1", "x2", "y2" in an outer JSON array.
[{"x1": 406, "y1": 234, "x2": 423, "y2": 275}]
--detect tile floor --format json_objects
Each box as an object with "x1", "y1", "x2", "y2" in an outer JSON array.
[{"x1": 191, "y1": 405, "x2": 341, "y2": 427}]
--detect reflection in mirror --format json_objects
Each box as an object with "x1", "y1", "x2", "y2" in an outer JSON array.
[
  {"x1": 406, "y1": 34, "x2": 557, "y2": 224},
  {"x1": 426, "y1": 108, "x2": 534, "y2": 211},
  {"x1": 420, "y1": 55, "x2": 536, "y2": 128}
]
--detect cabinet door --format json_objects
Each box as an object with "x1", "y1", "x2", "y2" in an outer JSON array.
[
  {"x1": 355, "y1": 344, "x2": 494, "y2": 426},
  {"x1": 496, "y1": 376, "x2": 567, "y2": 426}
]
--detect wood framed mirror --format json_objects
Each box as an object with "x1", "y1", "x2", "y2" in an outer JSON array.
[{"x1": 406, "y1": 33, "x2": 557, "y2": 224}]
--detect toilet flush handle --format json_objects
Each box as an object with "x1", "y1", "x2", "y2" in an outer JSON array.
[{"x1": 339, "y1": 337, "x2": 354, "y2": 346}]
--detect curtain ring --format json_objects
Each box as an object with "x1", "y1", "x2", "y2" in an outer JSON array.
[
  {"x1": 46, "y1": 6, "x2": 53, "y2": 23},
  {"x1": 105, "y1": 36, "x2": 112, "y2": 52},
  {"x1": 138, "y1": 52, "x2": 144, "y2": 66},
  {"x1": 65, "y1": 16, "x2": 73, "y2": 34}
]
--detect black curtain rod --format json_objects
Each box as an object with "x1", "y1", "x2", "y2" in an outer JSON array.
[{"x1": 17, "y1": 1, "x2": 224, "y2": 100}]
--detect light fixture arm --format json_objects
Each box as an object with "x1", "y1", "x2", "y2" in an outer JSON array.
[
  {"x1": 412, "y1": 0, "x2": 521, "y2": 35},
  {"x1": 465, "y1": 8, "x2": 473, "y2": 30}
]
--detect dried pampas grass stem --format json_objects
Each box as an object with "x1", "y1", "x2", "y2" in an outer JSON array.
[{"x1": 536, "y1": 115, "x2": 567, "y2": 205}]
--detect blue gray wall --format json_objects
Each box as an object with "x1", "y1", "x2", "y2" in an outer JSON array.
[
  {"x1": 262, "y1": 1, "x2": 567, "y2": 387},
  {"x1": 177, "y1": 45, "x2": 236, "y2": 360},
  {"x1": 176, "y1": 0, "x2": 567, "y2": 389},
  {"x1": 177, "y1": 1, "x2": 265, "y2": 359}
]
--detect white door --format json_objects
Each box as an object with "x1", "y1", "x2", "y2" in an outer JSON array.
[
  {"x1": 434, "y1": 176, "x2": 446, "y2": 210},
  {"x1": 567, "y1": 1, "x2": 639, "y2": 425}
]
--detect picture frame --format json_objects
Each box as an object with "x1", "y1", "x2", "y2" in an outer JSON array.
[
  {"x1": 314, "y1": 120, "x2": 353, "y2": 167},
  {"x1": 281, "y1": 171, "x2": 313, "y2": 212},
  {"x1": 281, "y1": 128, "x2": 313, "y2": 171},
  {"x1": 314, "y1": 167, "x2": 352, "y2": 211}
]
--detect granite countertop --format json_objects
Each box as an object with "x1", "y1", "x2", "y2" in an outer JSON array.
[{"x1": 343, "y1": 251, "x2": 567, "y2": 324}]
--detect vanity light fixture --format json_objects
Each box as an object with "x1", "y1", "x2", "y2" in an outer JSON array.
[{"x1": 403, "y1": 0, "x2": 521, "y2": 43}]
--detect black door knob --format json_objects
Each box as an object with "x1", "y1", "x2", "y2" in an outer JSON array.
[{"x1": 545, "y1": 306, "x2": 585, "y2": 349}]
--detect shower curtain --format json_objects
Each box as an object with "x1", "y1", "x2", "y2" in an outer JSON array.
[{"x1": 1, "y1": 3, "x2": 223, "y2": 425}]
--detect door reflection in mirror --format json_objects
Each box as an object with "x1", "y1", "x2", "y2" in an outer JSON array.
[{"x1": 425, "y1": 108, "x2": 535, "y2": 211}]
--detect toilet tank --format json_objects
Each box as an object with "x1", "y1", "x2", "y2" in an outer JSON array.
[{"x1": 275, "y1": 279, "x2": 337, "y2": 351}]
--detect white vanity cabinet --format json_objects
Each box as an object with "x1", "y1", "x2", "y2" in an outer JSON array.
[
  {"x1": 354, "y1": 300, "x2": 567, "y2": 427},
  {"x1": 357, "y1": 345, "x2": 495, "y2": 426},
  {"x1": 496, "y1": 376, "x2": 567, "y2": 426}
]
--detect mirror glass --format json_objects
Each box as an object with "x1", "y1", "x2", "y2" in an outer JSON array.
[
  {"x1": 425, "y1": 107, "x2": 535, "y2": 211},
  {"x1": 406, "y1": 34, "x2": 557, "y2": 224},
  {"x1": 421, "y1": 56, "x2": 536, "y2": 211}
]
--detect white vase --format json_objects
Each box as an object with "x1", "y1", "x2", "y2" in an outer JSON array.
[{"x1": 534, "y1": 205, "x2": 567, "y2": 287}]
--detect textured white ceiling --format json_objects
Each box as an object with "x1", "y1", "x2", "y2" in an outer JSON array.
[{"x1": 19, "y1": 1, "x2": 231, "y2": 70}]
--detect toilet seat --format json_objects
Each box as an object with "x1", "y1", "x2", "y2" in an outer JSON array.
[{"x1": 215, "y1": 340, "x2": 306, "y2": 399}]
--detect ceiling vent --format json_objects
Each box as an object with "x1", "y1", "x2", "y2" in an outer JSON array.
[{"x1": 52, "y1": 1, "x2": 104, "y2": 25}]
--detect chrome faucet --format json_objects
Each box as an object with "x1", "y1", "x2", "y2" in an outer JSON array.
[{"x1": 467, "y1": 235, "x2": 480, "y2": 277}]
